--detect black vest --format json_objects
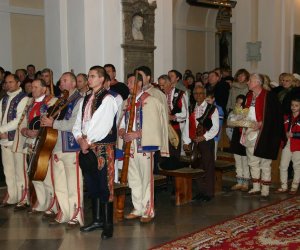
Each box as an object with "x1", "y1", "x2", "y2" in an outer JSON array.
[{"x1": 170, "y1": 88, "x2": 185, "y2": 126}]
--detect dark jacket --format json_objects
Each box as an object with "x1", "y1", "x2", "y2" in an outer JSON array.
[{"x1": 254, "y1": 91, "x2": 284, "y2": 160}]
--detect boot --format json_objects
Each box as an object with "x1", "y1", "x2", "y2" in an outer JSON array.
[
  {"x1": 261, "y1": 184, "x2": 269, "y2": 197},
  {"x1": 248, "y1": 182, "x2": 261, "y2": 195},
  {"x1": 80, "y1": 198, "x2": 103, "y2": 232},
  {"x1": 101, "y1": 202, "x2": 113, "y2": 240}
]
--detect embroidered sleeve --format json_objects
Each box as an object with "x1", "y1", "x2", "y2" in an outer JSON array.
[{"x1": 72, "y1": 100, "x2": 84, "y2": 140}]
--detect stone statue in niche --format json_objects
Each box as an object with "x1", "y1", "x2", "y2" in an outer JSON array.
[{"x1": 132, "y1": 14, "x2": 144, "y2": 40}]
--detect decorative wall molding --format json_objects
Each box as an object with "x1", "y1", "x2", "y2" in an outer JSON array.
[
  {"x1": 174, "y1": 23, "x2": 216, "y2": 33},
  {"x1": 246, "y1": 41, "x2": 261, "y2": 62},
  {"x1": 0, "y1": 5, "x2": 44, "y2": 16}
]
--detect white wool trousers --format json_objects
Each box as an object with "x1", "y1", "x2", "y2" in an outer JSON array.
[
  {"x1": 1, "y1": 146, "x2": 28, "y2": 204},
  {"x1": 52, "y1": 151, "x2": 83, "y2": 225},
  {"x1": 128, "y1": 140, "x2": 155, "y2": 218},
  {"x1": 279, "y1": 141, "x2": 300, "y2": 190}
]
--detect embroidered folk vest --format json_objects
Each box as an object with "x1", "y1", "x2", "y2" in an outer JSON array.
[
  {"x1": 1, "y1": 91, "x2": 27, "y2": 141},
  {"x1": 125, "y1": 92, "x2": 159, "y2": 153},
  {"x1": 58, "y1": 90, "x2": 82, "y2": 152},
  {"x1": 82, "y1": 88, "x2": 117, "y2": 144}
]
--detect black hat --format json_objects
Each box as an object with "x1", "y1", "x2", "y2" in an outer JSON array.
[{"x1": 79, "y1": 149, "x2": 98, "y2": 174}]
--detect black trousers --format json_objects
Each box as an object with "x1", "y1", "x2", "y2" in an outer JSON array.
[{"x1": 192, "y1": 139, "x2": 215, "y2": 197}]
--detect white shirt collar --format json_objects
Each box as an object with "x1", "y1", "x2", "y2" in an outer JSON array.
[{"x1": 35, "y1": 94, "x2": 46, "y2": 102}]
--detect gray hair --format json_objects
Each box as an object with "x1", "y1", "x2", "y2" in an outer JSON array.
[
  {"x1": 250, "y1": 73, "x2": 264, "y2": 85},
  {"x1": 158, "y1": 74, "x2": 170, "y2": 82}
]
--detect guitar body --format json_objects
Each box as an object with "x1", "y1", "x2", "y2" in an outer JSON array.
[{"x1": 28, "y1": 127, "x2": 58, "y2": 181}]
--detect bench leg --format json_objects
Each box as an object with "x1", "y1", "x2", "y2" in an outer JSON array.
[
  {"x1": 215, "y1": 170, "x2": 222, "y2": 194},
  {"x1": 174, "y1": 177, "x2": 192, "y2": 206}
]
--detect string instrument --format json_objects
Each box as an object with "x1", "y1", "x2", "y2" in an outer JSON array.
[
  {"x1": 27, "y1": 90, "x2": 69, "y2": 181},
  {"x1": 190, "y1": 104, "x2": 215, "y2": 164},
  {"x1": 116, "y1": 72, "x2": 139, "y2": 221},
  {"x1": 190, "y1": 122, "x2": 204, "y2": 163},
  {"x1": 168, "y1": 123, "x2": 179, "y2": 149},
  {"x1": 50, "y1": 69, "x2": 54, "y2": 96}
]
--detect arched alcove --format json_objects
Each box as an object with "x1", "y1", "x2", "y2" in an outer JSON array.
[
  {"x1": 173, "y1": 0, "x2": 219, "y2": 73},
  {"x1": 216, "y1": 7, "x2": 232, "y2": 70}
]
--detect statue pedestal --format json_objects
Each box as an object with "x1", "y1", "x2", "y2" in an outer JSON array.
[{"x1": 122, "y1": 43, "x2": 156, "y2": 77}]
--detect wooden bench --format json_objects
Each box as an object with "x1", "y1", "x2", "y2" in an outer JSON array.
[
  {"x1": 158, "y1": 167, "x2": 205, "y2": 206},
  {"x1": 215, "y1": 159, "x2": 235, "y2": 193},
  {"x1": 113, "y1": 174, "x2": 167, "y2": 223}
]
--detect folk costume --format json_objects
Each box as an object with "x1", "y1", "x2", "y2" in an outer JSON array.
[
  {"x1": 242, "y1": 89, "x2": 283, "y2": 196},
  {"x1": 160, "y1": 87, "x2": 188, "y2": 170},
  {"x1": 278, "y1": 113, "x2": 300, "y2": 193},
  {"x1": 0, "y1": 88, "x2": 28, "y2": 206},
  {"x1": 13, "y1": 95, "x2": 58, "y2": 212},
  {"x1": 143, "y1": 84, "x2": 169, "y2": 174},
  {"x1": 50, "y1": 90, "x2": 83, "y2": 227},
  {"x1": 183, "y1": 100, "x2": 219, "y2": 198},
  {"x1": 73, "y1": 88, "x2": 118, "y2": 239},
  {"x1": 118, "y1": 91, "x2": 169, "y2": 221}
]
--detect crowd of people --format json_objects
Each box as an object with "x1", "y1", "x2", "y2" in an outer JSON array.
[{"x1": 0, "y1": 64, "x2": 299, "y2": 240}]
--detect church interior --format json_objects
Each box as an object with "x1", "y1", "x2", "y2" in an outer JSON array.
[{"x1": 0, "y1": 0, "x2": 300, "y2": 249}]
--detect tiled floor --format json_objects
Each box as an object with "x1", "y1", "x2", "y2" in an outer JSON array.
[{"x1": 0, "y1": 184, "x2": 294, "y2": 250}]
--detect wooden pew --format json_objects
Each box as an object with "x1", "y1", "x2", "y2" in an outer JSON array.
[
  {"x1": 113, "y1": 174, "x2": 167, "y2": 223},
  {"x1": 215, "y1": 160, "x2": 235, "y2": 193},
  {"x1": 158, "y1": 167, "x2": 205, "y2": 206}
]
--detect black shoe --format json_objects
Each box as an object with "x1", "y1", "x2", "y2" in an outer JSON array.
[
  {"x1": 0, "y1": 202, "x2": 15, "y2": 208},
  {"x1": 80, "y1": 221, "x2": 103, "y2": 232},
  {"x1": 14, "y1": 203, "x2": 29, "y2": 212},
  {"x1": 192, "y1": 193, "x2": 205, "y2": 201},
  {"x1": 199, "y1": 195, "x2": 213, "y2": 202},
  {"x1": 101, "y1": 202, "x2": 113, "y2": 240}
]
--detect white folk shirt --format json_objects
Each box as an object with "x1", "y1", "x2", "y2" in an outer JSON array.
[
  {"x1": 73, "y1": 94, "x2": 118, "y2": 144},
  {"x1": 183, "y1": 100, "x2": 219, "y2": 144},
  {"x1": 0, "y1": 88, "x2": 28, "y2": 146}
]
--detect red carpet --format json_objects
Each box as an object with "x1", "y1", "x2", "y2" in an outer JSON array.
[{"x1": 151, "y1": 196, "x2": 300, "y2": 250}]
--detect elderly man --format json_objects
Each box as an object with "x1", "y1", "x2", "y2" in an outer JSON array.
[
  {"x1": 13, "y1": 79, "x2": 57, "y2": 213},
  {"x1": 183, "y1": 86, "x2": 219, "y2": 201},
  {"x1": 243, "y1": 73, "x2": 283, "y2": 197},
  {"x1": 41, "y1": 72, "x2": 83, "y2": 229},
  {"x1": 158, "y1": 74, "x2": 188, "y2": 169}
]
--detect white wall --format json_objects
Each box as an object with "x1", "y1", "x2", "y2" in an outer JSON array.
[
  {"x1": 67, "y1": 0, "x2": 85, "y2": 74},
  {"x1": 84, "y1": 0, "x2": 123, "y2": 79},
  {"x1": 0, "y1": 0, "x2": 12, "y2": 71},
  {"x1": 44, "y1": 0, "x2": 64, "y2": 81},
  {"x1": 232, "y1": 0, "x2": 295, "y2": 80},
  {"x1": 231, "y1": 0, "x2": 252, "y2": 74},
  {"x1": 153, "y1": 0, "x2": 173, "y2": 81}
]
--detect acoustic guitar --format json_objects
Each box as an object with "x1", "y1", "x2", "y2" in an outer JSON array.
[{"x1": 27, "y1": 90, "x2": 69, "y2": 181}]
